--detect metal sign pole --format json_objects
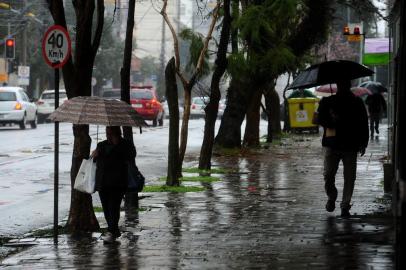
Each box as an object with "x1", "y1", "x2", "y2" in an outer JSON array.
[
  {"x1": 42, "y1": 25, "x2": 71, "y2": 245},
  {"x1": 53, "y1": 68, "x2": 60, "y2": 244}
]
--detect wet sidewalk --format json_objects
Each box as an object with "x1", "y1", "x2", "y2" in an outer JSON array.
[{"x1": 0, "y1": 125, "x2": 395, "y2": 269}]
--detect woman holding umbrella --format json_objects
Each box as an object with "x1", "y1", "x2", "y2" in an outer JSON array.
[{"x1": 92, "y1": 126, "x2": 136, "y2": 243}]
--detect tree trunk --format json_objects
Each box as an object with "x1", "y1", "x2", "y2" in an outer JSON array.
[
  {"x1": 243, "y1": 90, "x2": 261, "y2": 147},
  {"x1": 263, "y1": 81, "x2": 281, "y2": 142},
  {"x1": 165, "y1": 58, "x2": 180, "y2": 186},
  {"x1": 215, "y1": 78, "x2": 252, "y2": 148},
  {"x1": 231, "y1": 0, "x2": 239, "y2": 53},
  {"x1": 69, "y1": 53, "x2": 95, "y2": 227},
  {"x1": 178, "y1": 85, "x2": 192, "y2": 175},
  {"x1": 269, "y1": 87, "x2": 281, "y2": 136},
  {"x1": 120, "y1": 0, "x2": 138, "y2": 207},
  {"x1": 66, "y1": 125, "x2": 99, "y2": 232},
  {"x1": 199, "y1": 0, "x2": 231, "y2": 170}
]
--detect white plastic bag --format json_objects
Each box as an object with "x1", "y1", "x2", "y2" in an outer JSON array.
[{"x1": 74, "y1": 158, "x2": 96, "y2": 194}]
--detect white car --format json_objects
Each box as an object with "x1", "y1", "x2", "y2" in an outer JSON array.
[
  {"x1": 190, "y1": 97, "x2": 209, "y2": 119},
  {"x1": 162, "y1": 100, "x2": 184, "y2": 119},
  {"x1": 36, "y1": 89, "x2": 67, "y2": 123},
  {"x1": 0, "y1": 86, "x2": 38, "y2": 129},
  {"x1": 190, "y1": 97, "x2": 225, "y2": 119}
]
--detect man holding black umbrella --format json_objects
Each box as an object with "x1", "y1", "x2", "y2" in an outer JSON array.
[
  {"x1": 289, "y1": 60, "x2": 373, "y2": 217},
  {"x1": 317, "y1": 79, "x2": 369, "y2": 217}
]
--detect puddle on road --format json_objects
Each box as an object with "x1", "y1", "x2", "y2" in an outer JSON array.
[{"x1": 36, "y1": 189, "x2": 52, "y2": 194}]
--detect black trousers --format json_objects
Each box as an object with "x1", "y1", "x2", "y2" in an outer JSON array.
[
  {"x1": 99, "y1": 189, "x2": 125, "y2": 236},
  {"x1": 369, "y1": 113, "x2": 380, "y2": 136}
]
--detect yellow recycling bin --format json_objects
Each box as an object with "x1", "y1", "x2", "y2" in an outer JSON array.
[{"x1": 287, "y1": 97, "x2": 319, "y2": 133}]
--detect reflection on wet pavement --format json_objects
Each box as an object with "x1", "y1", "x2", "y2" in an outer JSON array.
[{"x1": 1, "y1": 131, "x2": 394, "y2": 269}]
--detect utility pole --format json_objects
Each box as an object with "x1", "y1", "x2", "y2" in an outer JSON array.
[
  {"x1": 177, "y1": 0, "x2": 181, "y2": 33},
  {"x1": 22, "y1": 0, "x2": 27, "y2": 66}
]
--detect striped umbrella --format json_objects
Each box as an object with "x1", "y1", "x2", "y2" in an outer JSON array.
[{"x1": 48, "y1": 96, "x2": 147, "y2": 127}]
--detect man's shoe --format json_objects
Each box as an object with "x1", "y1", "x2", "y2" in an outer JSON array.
[
  {"x1": 341, "y1": 209, "x2": 351, "y2": 218},
  {"x1": 113, "y1": 231, "x2": 121, "y2": 238},
  {"x1": 325, "y1": 200, "x2": 335, "y2": 212}
]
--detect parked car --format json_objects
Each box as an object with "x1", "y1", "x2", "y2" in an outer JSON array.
[
  {"x1": 190, "y1": 97, "x2": 226, "y2": 119},
  {"x1": 102, "y1": 88, "x2": 121, "y2": 99},
  {"x1": 0, "y1": 86, "x2": 37, "y2": 129},
  {"x1": 36, "y1": 89, "x2": 68, "y2": 123},
  {"x1": 162, "y1": 100, "x2": 184, "y2": 119},
  {"x1": 130, "y1": 86, "x2": 164, "y2": 126},
  {"x1": 190, "y1": 97, "x2": 209, "y2": 119}
]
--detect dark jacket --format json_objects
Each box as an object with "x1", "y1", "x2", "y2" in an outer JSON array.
[
  {"x1": 95, "y1": 138, "x2": 136, "y2": 191},
  {"x1": 365, "y1": 93, "x2": 386, "y2": 115},
  {"x1": 317, "y1": 90, "x2": 369, "y2": 151}
]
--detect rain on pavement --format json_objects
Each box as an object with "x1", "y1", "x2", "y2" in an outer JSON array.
[{"x1": 0, "y1": 120, "x2": 394, "y2": 269}]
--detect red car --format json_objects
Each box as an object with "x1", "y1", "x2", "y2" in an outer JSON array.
[{"x1": 130, "y1": 86, "x2": 164, "y2": 126}]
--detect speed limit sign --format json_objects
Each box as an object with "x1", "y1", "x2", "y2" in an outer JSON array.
[{"x1": 42, "y1": 25, "x2": 71, "y2": 69}]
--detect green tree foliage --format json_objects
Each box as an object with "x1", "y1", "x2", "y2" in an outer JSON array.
[
  {"x1": 215, "y1": 0, "x2": 332, "y2": 148},
  {"x1": 93, "y1": 26, "x2": 124, "y2": 89},
  {"x1": 179, "y1": 28, "x2": 211, "y2": 78},
  {"x1": 231, "y1": 0, "x2": 301, "y2": 83},
  {"x1": 140, "y1": 56, "x2": 159, "y2": 79}
]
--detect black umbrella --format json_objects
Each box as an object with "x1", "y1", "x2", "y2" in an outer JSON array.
[
  {"x1": 359, "y1": 81, "x2": 388, "y2": 94},
  {"x1": 288, "y1": 60, "x2": 374, "y2": 89}
]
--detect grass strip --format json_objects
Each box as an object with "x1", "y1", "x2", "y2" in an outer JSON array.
[
  {"x1": 182, "y1": 167, "x2": 232, "y2": 174},
  {"x1": 93, "y1": 206, "x2": 104, "y2": 213},
  {"x1": 180, "y1": 176, "x2": 220, "y2": 183},
  {"x1": 159, "y1": 175, "x2": 220, "y2": 183},
  {"x1": 142, "y1": 185, "x2": 205, "y2": 193}
]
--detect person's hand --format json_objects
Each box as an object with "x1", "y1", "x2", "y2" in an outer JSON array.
[
  {"x1": 90, "y1": 149, "x2": 98, "y2": 158},
  {"x1": 359, "y1": 148, "x2": 366, "y2": 157}
]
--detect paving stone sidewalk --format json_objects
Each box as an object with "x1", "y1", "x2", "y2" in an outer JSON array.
[{"x1": 0, "y1": 126, "x2": 395, "y2": 269}]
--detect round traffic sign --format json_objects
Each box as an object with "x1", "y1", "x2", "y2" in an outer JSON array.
[{"x1": 42, "y1": 25, "x2": 72, "y2": 69}]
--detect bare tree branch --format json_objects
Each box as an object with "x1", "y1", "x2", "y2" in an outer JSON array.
[
  {"x1": 196, "y1": 2, "x2": 220, "y2": 74},
  {"x1": 160, "y1": 0, "x2": 188, "y2": 86}
]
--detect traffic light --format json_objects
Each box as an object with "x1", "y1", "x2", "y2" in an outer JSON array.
[
  {"x1": 343, "y1": 25, "x2": 363, "y2": 35},
  {"x1": 5, "y1": 38, "x2": 15, "y2": 59}
]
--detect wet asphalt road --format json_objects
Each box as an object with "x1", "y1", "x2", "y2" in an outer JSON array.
[{"x1": 0, "y1": 124, "x2": 394, "y2": 269}]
